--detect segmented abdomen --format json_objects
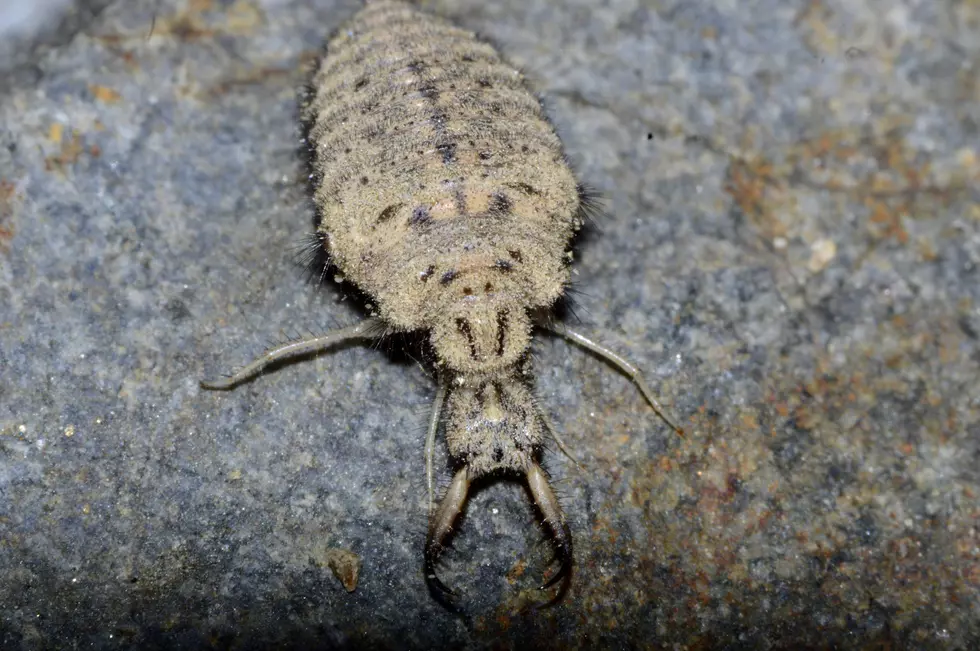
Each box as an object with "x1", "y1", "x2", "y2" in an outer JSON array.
[{"x1": 302, "y1": 0, "x2": 582, "y2": 330}]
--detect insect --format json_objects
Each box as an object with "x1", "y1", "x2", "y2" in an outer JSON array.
[{"x1": 201, "y1": 0, "x2": 683, "y2": 595}]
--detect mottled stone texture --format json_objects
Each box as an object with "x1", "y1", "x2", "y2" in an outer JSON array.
[{"x1": 1, "y1": 0, "x2": 978, "y2": 648}]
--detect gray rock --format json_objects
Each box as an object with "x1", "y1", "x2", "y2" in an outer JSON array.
[{"x1": 1, "y1": 0, "x2": 978, "y2": 648}]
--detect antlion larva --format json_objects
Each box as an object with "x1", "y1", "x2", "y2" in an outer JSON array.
[{"x1": 201, "y1": 0, "x2": 684, "y2": 596}]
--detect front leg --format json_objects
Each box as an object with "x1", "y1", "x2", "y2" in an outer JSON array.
[
  {"x1": 542, "y1": 321, "x2": 685, "y2": 436},
  {"x1": 201, "y1": 317, "x2": 385, "y2": 389},
  {"x1": 424, "y1": 380, "x2": 448, "y2": 515}
]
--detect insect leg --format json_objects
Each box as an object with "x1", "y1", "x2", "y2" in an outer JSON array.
[
  {"x1": 201, "y1": 317, "x2": 385, "y2": 389},
  {"x1": 526, "y1": 462, "x2": 572, "y2": 589},
  {"x1": 425, "y1": 466, "x2": 470, "y2": 595},
  {"x1": 425, "y1": 380, "x2": 448, "y2": 515},
  {"x1": 537, "y1": 407, "x2": 584, "y2": 470},
  {"x1": 542, "y1": 322, "x2": 685, "y2": 436}
]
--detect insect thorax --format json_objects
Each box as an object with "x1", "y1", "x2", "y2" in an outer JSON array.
[
  {"x1": 444, "y1": 366, "x2": 543, "y2": 478},
  {"x1": 429, "y1": 282, "x2": 531, "y2": 370},
  {"x1": 431, "y1": 288, "x2": 543, "y2": 478}
]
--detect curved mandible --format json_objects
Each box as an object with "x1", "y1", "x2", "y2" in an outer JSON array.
[
  {"x1": 526, "y1": 462, "x2": 573, "y2": 589},
  {"x1": 424, "y1": 467, "x2": 470, "y2": 595}
]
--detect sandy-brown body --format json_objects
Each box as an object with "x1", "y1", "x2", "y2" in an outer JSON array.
[{"x1": 302, "y1": 0, "x2": 582, "y2": 339}]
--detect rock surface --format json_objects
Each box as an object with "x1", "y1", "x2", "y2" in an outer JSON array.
[{"x1": 1, "y1": 0, "x2": 978, "y2": 648}]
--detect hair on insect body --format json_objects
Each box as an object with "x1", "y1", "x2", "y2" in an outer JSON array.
[{"x1": 201, "y1": 0, "x2": 684, "y2": 596}]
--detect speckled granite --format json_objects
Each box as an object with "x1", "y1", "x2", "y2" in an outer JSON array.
[{"x1": 1, "y1": 0, "x2": 978, "y2": 648}]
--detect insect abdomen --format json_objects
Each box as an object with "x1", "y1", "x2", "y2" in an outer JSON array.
[{"x1": 302, "y1": 1, "x2": 582, "y2": 330}]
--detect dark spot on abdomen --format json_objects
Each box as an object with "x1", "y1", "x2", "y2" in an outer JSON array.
[
  {"x1": 436, "y1": 142, "x2": 457, "y2": 164},
  {"x1": 411, "y1": 206, "x2": 431, "y2": 226},
  {"x1": 506, "y1": 182, "x2": 540, "y2": 196},
  {"x1": 440, "y1": 269, "x2": 458, "y2": 284},
  {"x1": 377, "y1": 203, "x2": 402, "y2": 223},
  {"x1": 488, "y1": 191, "x2": 511, "y2": 214}
]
